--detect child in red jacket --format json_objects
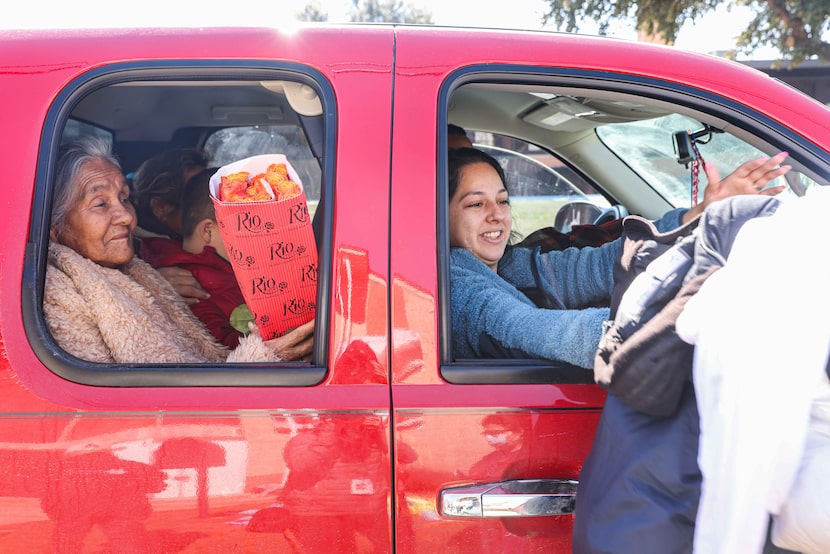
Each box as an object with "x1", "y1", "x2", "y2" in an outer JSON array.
[{"x1": 140, "y1": 168, "x2": 251, "y2": 348}]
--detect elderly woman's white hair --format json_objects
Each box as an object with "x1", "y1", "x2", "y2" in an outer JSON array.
[{"x1": 51, "y1": 137, "x2": 122, "y2": 237}]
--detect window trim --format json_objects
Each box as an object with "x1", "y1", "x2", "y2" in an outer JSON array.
[{"x1": 22, "y1": 60, "x2": 336, "y2": 387}]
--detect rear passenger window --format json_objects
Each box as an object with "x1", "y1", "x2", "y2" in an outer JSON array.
[
  {"x1": 62, "y1": 119, "x2": 114, "y2": 146},
  {"x1": 205, "y1": 125, "x2": 322, "y2": 207},
  {"x1": 23, "y1": 64, "x2": 334, "y2": 386}
]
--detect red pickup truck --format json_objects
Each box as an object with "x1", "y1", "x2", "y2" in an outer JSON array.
[{"x1": 0, "y1": 24, "x2": 828, "y2": 553}]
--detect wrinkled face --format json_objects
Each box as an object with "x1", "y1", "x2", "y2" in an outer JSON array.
[
  {"x1": 449, "y1": 162, "x2": 511, "y2": 271},
  {"x1": 53, "y1": 159, "x2": 137, "y2": 268}
]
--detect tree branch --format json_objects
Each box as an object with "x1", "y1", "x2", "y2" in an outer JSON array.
[{"x1": 765, "y1": 0, "x2": 810, "y2": 48}]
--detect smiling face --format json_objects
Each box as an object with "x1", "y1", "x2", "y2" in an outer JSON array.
[
  {"x1": 52, "y1": 158, "x2": 137, "y2": 268},
  {"x1": 449, "y1": 161, "x2": 511, "y2": 271}
]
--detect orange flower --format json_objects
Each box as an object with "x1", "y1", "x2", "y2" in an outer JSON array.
[
  {"x1": 218, "y1": 163, "x2": 301, "y2": 202},
  {"x1": 266, "y1": 163, "x2": 302, "y2": 201}
]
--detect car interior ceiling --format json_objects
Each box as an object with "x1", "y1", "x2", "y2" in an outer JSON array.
[
  {"x1": 71, "y1": 79, "x2": 328, "y2": 171},
  {"x1": 72, "y1": 80, "x2": 306, "y2": 142}
]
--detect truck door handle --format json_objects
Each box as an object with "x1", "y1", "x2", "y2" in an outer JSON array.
[{"x1": 439, "y1": 478, "x2": 577, "y2": 518}]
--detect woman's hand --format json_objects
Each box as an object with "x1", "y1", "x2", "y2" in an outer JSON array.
[
  {"x1": 254, "y1": 319, "x2": 315, "y2": 362},
  {"x1": 684, "y1": 152, "x2": 791, "y2": 222},
  {"x1": 157, "y1": 266, "x2": 210, "y2": 305}
]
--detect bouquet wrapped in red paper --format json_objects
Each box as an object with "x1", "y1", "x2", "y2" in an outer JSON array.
[{"x1": 209, "y1": 154, "x2": 317, "y2": 340}]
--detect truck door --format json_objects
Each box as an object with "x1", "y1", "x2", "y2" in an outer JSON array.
[
  {"x1": 389, "y1": 28, "x2": 604, "y2": 553},
  {"x1": 390, "y1": 25, "x2": 830, "y2": 553},
  {"x1": 0, "y1": 26, "x2": 397, "y2": 553}
]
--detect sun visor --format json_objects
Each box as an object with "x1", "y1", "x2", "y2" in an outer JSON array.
[
  {"x1": 523, "y1": 96, "x2": 666, "y2": 131},
  {"x1": 261, "y1": 80, "x2": 323, "y2": 117}
]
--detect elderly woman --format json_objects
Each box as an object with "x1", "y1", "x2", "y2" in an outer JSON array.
[
  {"x1": 448, "y1": 147, "x2": 790, "y2": 369},
  {"x1": 44, "y1": 137, "x2": 313, "y2": 364}
]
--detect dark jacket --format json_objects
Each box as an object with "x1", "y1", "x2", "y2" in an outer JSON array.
[
  {"x1": 594, "y1": 195, "x2": 783, "y2": 417},
  {"x1": 573, "y1": 195, "x2": 783, "y2": 554}
]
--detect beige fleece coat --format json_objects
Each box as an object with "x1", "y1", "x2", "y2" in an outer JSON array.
[{"x1": 44, "y1": 242, "x2": 280, "y2": 364}]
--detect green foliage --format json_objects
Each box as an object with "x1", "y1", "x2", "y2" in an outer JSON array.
[
  {"x1": 298, "y1": 2, "x2": 329, "y2": 22},
  {"x1": 541, "y1": 0, "x2": 830, "y2": 62},
  {"x1": 737, "y1": 0, "x2": 830, "y2": 62},
  {"x1": 298, "y1": 0, "x2": 434, "y2": 24},
  {"x1": 348, "y1": 0, "x2": 434, "y2": 24}
]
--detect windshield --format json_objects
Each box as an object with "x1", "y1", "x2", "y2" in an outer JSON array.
[{"x1": 597, "y1": 113, "x2": 777, "y2": 208}]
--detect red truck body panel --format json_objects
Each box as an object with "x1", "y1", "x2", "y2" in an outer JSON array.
[{"x1": 0, "y1": 24, "x2": 828, "y2": 552}]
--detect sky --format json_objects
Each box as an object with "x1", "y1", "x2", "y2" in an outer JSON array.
[{"x1": 1, "y1": 0, "x2": 782, "y2": 60}]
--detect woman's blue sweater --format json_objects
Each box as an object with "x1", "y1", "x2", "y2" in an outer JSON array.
[{"x1": 450, "y1": 209, "x2": 686, "y2": 369}]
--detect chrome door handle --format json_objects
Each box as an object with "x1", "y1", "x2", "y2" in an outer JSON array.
[{"x1": 439, "y1": 478, "x2": 577, "y2": 518}]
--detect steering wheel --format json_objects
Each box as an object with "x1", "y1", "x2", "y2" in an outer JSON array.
[{"x1": 592, "y1": 204, "x2": 629, "y2": 226}]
